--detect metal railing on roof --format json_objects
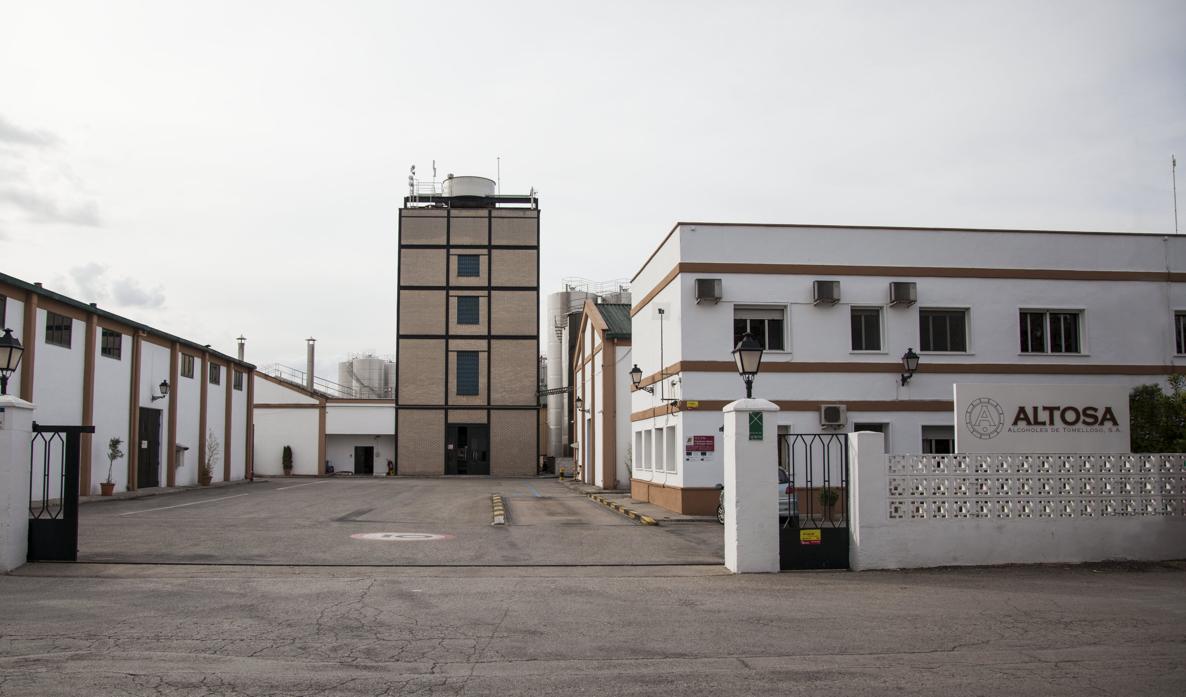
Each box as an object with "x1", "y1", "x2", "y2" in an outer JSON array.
[{"x1": 259, "y1": 364, "x2": 358, "y2": 399}]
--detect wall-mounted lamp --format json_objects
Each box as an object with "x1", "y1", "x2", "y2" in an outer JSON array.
[
  {"x1": 629, "y1": 364, "x2": 653, "y2": 394},
  {"x1": 0, "y1": 328, "x2": 24, "y2": 396},
  {"x1": 900, "y1": 348, "x2": 920, "y2": 386},
  {"x1": 732, "y1": 331, "x2": 764, "y2": 399},
  {"x1": 151, "y1": 379, "x2": 170, "y2": 402},
  {"x1": 574, "y1": 395, "x2": 586, "y2": 414}
]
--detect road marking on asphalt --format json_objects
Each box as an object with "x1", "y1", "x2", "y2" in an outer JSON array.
[
  {"x1": 275, "y1": 481, "x2": 330, "y2": 491},
  {"x1": 118, "y1": 494, "x2": 249, "y2": 516},
  {"x1": 526, "y1": 484, "x2": 542, "y2": 498},
  {"x1": 350, "y1": 532, "x2": 456, "y2": 541}
]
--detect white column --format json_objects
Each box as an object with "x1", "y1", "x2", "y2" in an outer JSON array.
[
  {"x1": 847, "y1": 431, "x2": 886, "y2": 571},
  {"x1": 0, "y1": 396, "x2": 35, "y2": 572},
  {"x1": 723, "y1": 398, "x2": 781, "y2": 573}
]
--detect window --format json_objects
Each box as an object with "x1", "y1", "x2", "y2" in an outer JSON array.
[
  {"x1": 45, "y1": 311, "x2": 72, "y2": 348},
  {"x1": 233, "y1": 370, "x2": 244, "y2": 391},
  {"x1": 1020, "y1": 310, "x2": 1081, "y2": 354},
  {"x1": 209, "y1": 364, "x2": 221, "y2": 385},
  {"x1": 643, "y1": 429, "x2": 653, "y2": 471},
  {"x1": 181, "y1": 354, "x2": 195, "y2": 378},
  {"x1": 922, "y1": 426, "x2": 954, "y2": 454},
  {"x1": 634, "y1": 431, "x2": 645, "y2": 472},
  {"x1": 0, "y1": 293, "x2": 6, "y2": 328},
  {"x1": 100, "y1": 329, "x2": 122, "y2": 359},
  {"x1": 920, "y1": 309, "x2": 968, "y2": 352},
  {"x1": 457, "y1": 255, "x2": 481, "y2": 277},
  {"x1": 664, "y1": 426, "x2": 677, "y2": 474},
  {"x1": 456, "y1": 351, "x2": 479, "y2": 395},
  {"x1": 457, "y1": 296, "x2": 480, "y2": 325},
  {"x1": 1176, "y1": 313, "x2": 1186, "y2": 355},
  {"x1": 733, "y1": 306, "x2": 785, "y2": 351},
  {"x1": 850, "y1": 308, "x2": 882, "y2": 351}
]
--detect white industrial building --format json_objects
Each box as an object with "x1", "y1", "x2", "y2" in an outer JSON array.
[
  {"x1": 0, "y1": 272, "x2": 255, "y2": 495},
  {"x1": 624, "y1": 223, "x2": 1186, "y2": 515},
  {"x1": 570, "y1": 299, "x2": 632, "y2": 489}
]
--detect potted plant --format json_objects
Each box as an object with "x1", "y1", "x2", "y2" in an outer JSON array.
[
  {"x1": 101, "y1": 437, "x2": 123, "y2": 496},
  {"x1": 282, "y1": 445, "x2": 293, "y2": 475},
  {"x1": 200, "y1": 429, "x2": 220, "y2": 486},
  {"x1": 819, "y1": 487, "x2": 840, "y2": 517}
]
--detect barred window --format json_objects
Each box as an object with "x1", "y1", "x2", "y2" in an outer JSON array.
[
  {"x1": 457, "y1": 255, "x2": 481, "y2": 278},
  {"x1": 850, "y1": 307, "x2": 882, "y2": 351},
  {"x1": 733, "y1": 306, "x2": 785, "y2": 351},
  {"x1": 209, "y1": 364, "x2": 221, "y2": 385},
  {"x1": 1020, "y1": 310, "x2": 1081, "y2": 354},
  {"x1": 457, "y1": 296, "x2": 480, "y2": 325},
  {"x1": 233, "y1": 370, "x2": 244, "y2": 391},
  {"x1": 1175, "y1": 313, "x2": 1186, "y2": 355},
  {"x1": 100, "y1": 329, "x2": 122, "y2": 359},
  {"x1": 45, "y1": 311, "x2": 72, "y2": 348},
  {"x1": 181, "y1": 354, "x2": 195, "y2": 378},
  {"x1": 456, "y1": 351, "x2": 479, "y2": 395}
]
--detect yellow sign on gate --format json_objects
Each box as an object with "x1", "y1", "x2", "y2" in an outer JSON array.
[{"x1": 799, "y1": 529, "x2": 821, "y2": 545}]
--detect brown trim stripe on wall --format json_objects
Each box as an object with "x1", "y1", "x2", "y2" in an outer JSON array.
[
  {"x1": 630, "y1": 262, "x2": 1186, "y2": 317},
  {"x1": 633, "y1": 360, "x2": 1186, "y2": 389},
  {"x1": 80, "y1": 313, "x2": 97, "y2": 495},
  {"x1": 632, "y1": 399, "x2": 953, "y2": 421}
]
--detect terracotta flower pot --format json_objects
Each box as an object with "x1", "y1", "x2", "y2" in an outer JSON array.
[{"x1": 100, "y1": 481, "x2": 115, "y2": 496}]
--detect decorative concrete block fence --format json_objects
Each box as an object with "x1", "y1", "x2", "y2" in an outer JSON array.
[{"x1": 847, "y1": 432, "x2": 1186, "y2": 570}]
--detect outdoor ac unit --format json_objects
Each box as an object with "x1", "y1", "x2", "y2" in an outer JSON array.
[
  {"x1": 819, "y1": 404, "x2": 848, "y2": 428},
  {"x1": 695, "y1": 278, "x2": 722, "y2": 304},
  {"x1": 813, "y1": 280, "x2": 840, "y2": 305},
  {"x1": 889, "y1": 281, "x2": 917, "y2": 307}
]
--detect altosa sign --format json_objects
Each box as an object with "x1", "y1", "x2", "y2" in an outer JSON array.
[{"x1": 954, "y1": 383, "x2": 1129, "y2": 454}]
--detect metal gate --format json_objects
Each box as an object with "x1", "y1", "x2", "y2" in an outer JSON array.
[
  {"x1": 28, "y1": 423, "x2": 94, "y2": 562},
  {"x1": 778, "y1": 433, "x2": 849, "y2": 570}
]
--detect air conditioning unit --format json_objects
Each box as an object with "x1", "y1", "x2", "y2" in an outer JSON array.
[
  {"x1": 813, "y1": 280, "x2": 840, "y2": 305},
  {"x1": 889, "y1": 281, "x2": 917, "y2": 307},
  {"x1": 819, "y1": 404, "x2": 848, "y2": 428},
  {"x1": 695, "y1": 278, "x2": 722, "y2": 304}
]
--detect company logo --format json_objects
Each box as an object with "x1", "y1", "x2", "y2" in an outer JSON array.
[{"x1": 965, "y1": 397, "x2": 1005, "y2": 439}]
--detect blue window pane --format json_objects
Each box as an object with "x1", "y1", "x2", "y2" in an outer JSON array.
[
  {"x1": 457, "y1": 296, "x2": 480, "y2": 325},
  {"x1": 457, "y1": 255, "x2": 481, "y2": 277},
  {"x1": 456, "y1": 352, "x2": 479, "y2": 395}
]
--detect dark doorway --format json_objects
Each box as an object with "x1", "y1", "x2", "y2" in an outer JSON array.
[
  {"x1": 446, "y1": 424, "x2": 490, "y2": 475},
  {"x1": 137, "y1": 408, "x2": 162, "y2": 489},
  {"x1": 353, "y1": 446, "x2": 374, "y2": 475}
]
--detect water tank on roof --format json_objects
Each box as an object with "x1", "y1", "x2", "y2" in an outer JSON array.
[{"x1": 442, "y1": 175, "x2": 496, "y2": 198}]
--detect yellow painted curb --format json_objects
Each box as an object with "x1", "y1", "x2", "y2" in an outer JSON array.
[
  {"x1": 491, "y1": 495, "x2": 507, "y2": 525},
  {"x1": 585, "y1": 492, "x2": 658, "y2": 526}
]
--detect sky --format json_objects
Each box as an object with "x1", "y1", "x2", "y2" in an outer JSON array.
[{"x1": 1, "y1": 0, "x2": 1183, "y2": 378}]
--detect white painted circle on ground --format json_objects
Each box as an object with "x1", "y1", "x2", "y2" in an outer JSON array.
[{"x1": 350, "y1": 532, "x2": 456, "y2": 542}]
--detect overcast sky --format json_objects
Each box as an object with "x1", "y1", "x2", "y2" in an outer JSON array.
[{"x1": 1, "y1": 0, "x2": 1183, "y2": 377}]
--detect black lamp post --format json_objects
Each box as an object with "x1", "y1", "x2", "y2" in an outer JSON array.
[
  {"x1": 731, "y1": 332, "x2": 764, "y2": 399},
  {"x1": 0, "y1": 328, "x2": 24, "y2": 396},
  {"x1": 900, "y1": 348, "x2": 920, "y2": 385},
  {"x1": 629, "y1": 364, "x2": 653, "y2": 394}
]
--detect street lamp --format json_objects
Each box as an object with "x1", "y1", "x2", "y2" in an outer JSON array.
[
  {"x1": 900, "y1": 348, "x2": 920, "y2": 385},
  {"x1": 731, "y1": 332, "x2": 764, "y2": 399},
  {"x1": 0, "y1": 328, "x2": 24, "y2": 396},
  {"x1": 628, "y1": 364, "x2": 653, "y2": 394},
  {"x1": 151, "y1": 379, "x2": 170, "y2": 402},
  {"x1": 574, "y1": 395, "x2": 585, "y2": 413}
]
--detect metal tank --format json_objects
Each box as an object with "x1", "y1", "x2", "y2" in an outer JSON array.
[
  {"x1": 441, "y1": 175, "x2": 496, "y2": 198},
  {"x1": 338, "y1": 355, "x2": 392, "y2": 399}
]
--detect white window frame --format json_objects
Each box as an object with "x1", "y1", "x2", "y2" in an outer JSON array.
[
  {"x1": 921, "y1": 425, "x2": 955, "y2": 454},
  {"x1": 852, "y1": 422, "x2": 890, "y2": 452},
  {"x1": 918, "y1": 306, "x2": 972, "y2": 355},
  {"x1": 849, "y1": 305, "x2": 885, "y2": 354},
  {"x1": 732, "y1": 303, "x2": 789, "y2": 354},
  {"x1": 1019, "y1": 307, "x2": 1087, "y2": 356},
  {"x1": 1175, "y1": 311, "x2": 1186, "y2": 356}
]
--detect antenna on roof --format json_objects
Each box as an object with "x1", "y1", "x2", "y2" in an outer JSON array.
[
  {"x1": 1173, "y1": 154, "x2": 1179, "y2": 235},
  {"x1": 497, "y1": 156, "x2": 501, "y2": 195}
]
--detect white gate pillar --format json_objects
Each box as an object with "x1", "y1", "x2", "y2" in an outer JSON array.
[
  {"x1": 723, "y1": 398, "x2": 781, "y2": 573},
  {"x1": 0, "y1": 396, "x2": 35, "y2": 572}
]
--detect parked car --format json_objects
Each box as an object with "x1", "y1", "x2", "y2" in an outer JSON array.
[{"x1": 716, "y1": 470, "x2": 799, "y2": 525}]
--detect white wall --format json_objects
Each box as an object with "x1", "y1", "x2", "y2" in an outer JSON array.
[
  {"x1": 2, "y1": 297, "x2": 23, "y2": 396},
  {"x1": 325, "y1": 404, "x2": 395, "y2": 435},
  {"x1": 847, "y1": 432, "x2": 1186, "y2": 569},
  {"x1": 31, "y1": 309, "x2": 84, "y2": 426},
  {"x1": 136, "y1": 341, "x2": 172, "y2": 489},
  {"x1": 231, "y1": 373, "x2": 248, "y2": 480},
  {"x1": 174, "y1": 353, "x2": 202, "y2": 486},
  {"x1": 254, "y1": 408, "x2": 320, "y2": 475},
  {"x1": 204, "y1": 363, "x2": 226, "y2": 482},
  {"x1": 90, "y1": 327, "x2": 131, "y2": 493},
  {"x1": 256, "y1": 376, "x2": 320, "y2": 404}
]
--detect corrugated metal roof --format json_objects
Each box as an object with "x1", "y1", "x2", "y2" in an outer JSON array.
[{"x1": 595, "y1": 303, "x2": 632, "y2": 339}]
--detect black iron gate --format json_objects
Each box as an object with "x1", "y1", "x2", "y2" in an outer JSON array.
[
  {"x1": 28, "y1": 423, "x2": 94, "y2": 562},
  {"x1": 778, "y1": 433, "x2": 849, "y2": 570}
]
